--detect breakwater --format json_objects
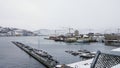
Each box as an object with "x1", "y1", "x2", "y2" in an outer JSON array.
[{"x1": 12, "y1": 41, "x2": 59, "y2": 68}]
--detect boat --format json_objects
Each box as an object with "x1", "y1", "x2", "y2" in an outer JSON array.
[
  {"x1": 65, "y1": 37, "x2": 77, "y2": 43},
  {"x1": 54, "y1": 35, "x2": 66, "y2": 42},
  {"x1": 71, "y1": 52, "x2": 80, "y2": 56},
  {"x1": 76, "y1": 34, "x2": 90, "y2": 43},
  {"x1": 65, "y1": 50, "x2": 94, "y2": 57},
  {"x1": 78, "y1": 49, "x2": 90, "y2": 53},
  {"x1": 80, "y1": 53, "x2": 95, "y2": 58},
  {"x1": 76, "y1": 38, "x2": 90, "y2": 43},
  {"x1": 104, "y1": 34, "x2": 120, "y2": 46}
]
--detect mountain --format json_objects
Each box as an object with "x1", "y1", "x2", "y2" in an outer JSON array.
[
  {"x1": 34, "y1": 29, "x2": 67, "y2": 36},
  {"x1": 34, "y1": 29, "x2": 56, "y2": 36},
  {"x1": 0, "y1": 26, "x2": 36, "y2": 36}
]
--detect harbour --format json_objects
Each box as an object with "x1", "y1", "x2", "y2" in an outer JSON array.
[
  {"x1": 0, "y1": 0, "x2": 120, "y2": 67},
  {"x1": 0, "y1": 36, "x2": 118, "y2": 68}
]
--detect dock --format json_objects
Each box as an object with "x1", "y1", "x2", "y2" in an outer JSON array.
[
  {"x1": 65, "y1": 50, "x2": 96, "y2": 58},
  {"x1": 12, "y1": 41, "x2": 58, "y2": 68}
]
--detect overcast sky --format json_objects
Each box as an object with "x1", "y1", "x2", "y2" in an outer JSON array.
[{"x1": 0, "y1": 0, "x2": 120, "y2": 32}]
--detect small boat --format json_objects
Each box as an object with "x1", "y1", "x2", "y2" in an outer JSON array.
[
  {"x1": 65, "y1": 50, "x2": 74, "y2": 54},
  {"x1": 80, "y1": 53, "x2": 95, "y2": 58},
  {"x1": 44, "y1": 38, "x2": 50, "y2": 40},
  {"x1": 71, "y1": 52, "x2": 79, "y2": 56},
  {"x1": 78, "y1": 49, "x2": 90, "y2": 53}
]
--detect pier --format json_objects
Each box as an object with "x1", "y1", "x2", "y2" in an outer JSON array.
[{"x1": 12, "y1": 41, "x2": 58, "y2": 68}]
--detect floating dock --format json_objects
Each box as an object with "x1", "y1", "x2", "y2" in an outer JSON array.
[
  {"x1": 12, "y1": 41, "x2": 58, "y2": 68},
  {"x1": 65, "y1": 50, "x2": 96, "y2": 58}
]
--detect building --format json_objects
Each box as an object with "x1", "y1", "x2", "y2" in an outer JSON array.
[{"x1": 74, "y1": 30, "x2": 79, "y2": 36}]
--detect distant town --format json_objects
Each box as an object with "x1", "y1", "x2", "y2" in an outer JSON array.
[
  {"x1": 1, "y1": 26, "x2": 120, "y2": 46},
  {"x1": 0, "y1": 26, "x2": 36, "y2": 36}
]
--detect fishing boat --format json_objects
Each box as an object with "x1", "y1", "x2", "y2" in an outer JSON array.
[
  {"x1": 65, "y1": 37, "x2": 77, "y2": 43},
  {"x1": 76, "y1": 35, "x2": 90, "y2": 43}
]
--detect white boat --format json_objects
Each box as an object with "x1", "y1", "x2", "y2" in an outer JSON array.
[
  {"x1": 76, "y1": 34, "x2": 98, "y2": 43},
  {"x1": 76, "y1": 36, "x2": 90, "y2": 43},
  {"x1": 65, "y1": 38, "x2": 77, "y2": 42},
  {"x1": 77, "y1": 39, "x2": 90, "y2": 43},
  {"x1": 80, "y1": 53, "x2": 95, "y2": 58}
]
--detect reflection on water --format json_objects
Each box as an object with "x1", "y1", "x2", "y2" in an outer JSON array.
[{"x1": 0, "y1": 36, "x2": 117, "y2": 68}]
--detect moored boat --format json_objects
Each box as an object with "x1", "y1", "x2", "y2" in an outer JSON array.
[
  {"x1": 65, "y1": 37, "x2": 77, "y2": 43},
  {"x1": 104, "y1": 34, "x2": 120, "y2": 46}
]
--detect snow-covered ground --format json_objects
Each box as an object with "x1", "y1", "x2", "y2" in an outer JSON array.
[
  {"x1": 111, "y1": 48, "x2": 120, "y2": 52},
  {"x1": 56, "y1": 59, "x2": 93, "y2": 68},
  {"x1": 56, "y1": 48, "x2": 120, "y2": 68}
]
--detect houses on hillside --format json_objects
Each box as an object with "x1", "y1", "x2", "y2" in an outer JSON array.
[{"x1": 0, "y1": 26, "x2": 36, "y2": 36}]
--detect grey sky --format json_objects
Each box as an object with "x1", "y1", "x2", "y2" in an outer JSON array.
[{"x1": 0, "y1": 0, "x2": 120, "y2": 31}]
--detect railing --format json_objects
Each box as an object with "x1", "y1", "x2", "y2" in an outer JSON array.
[{"x1": 91, "y1": 51, "x2": 120, "y2": 68}]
